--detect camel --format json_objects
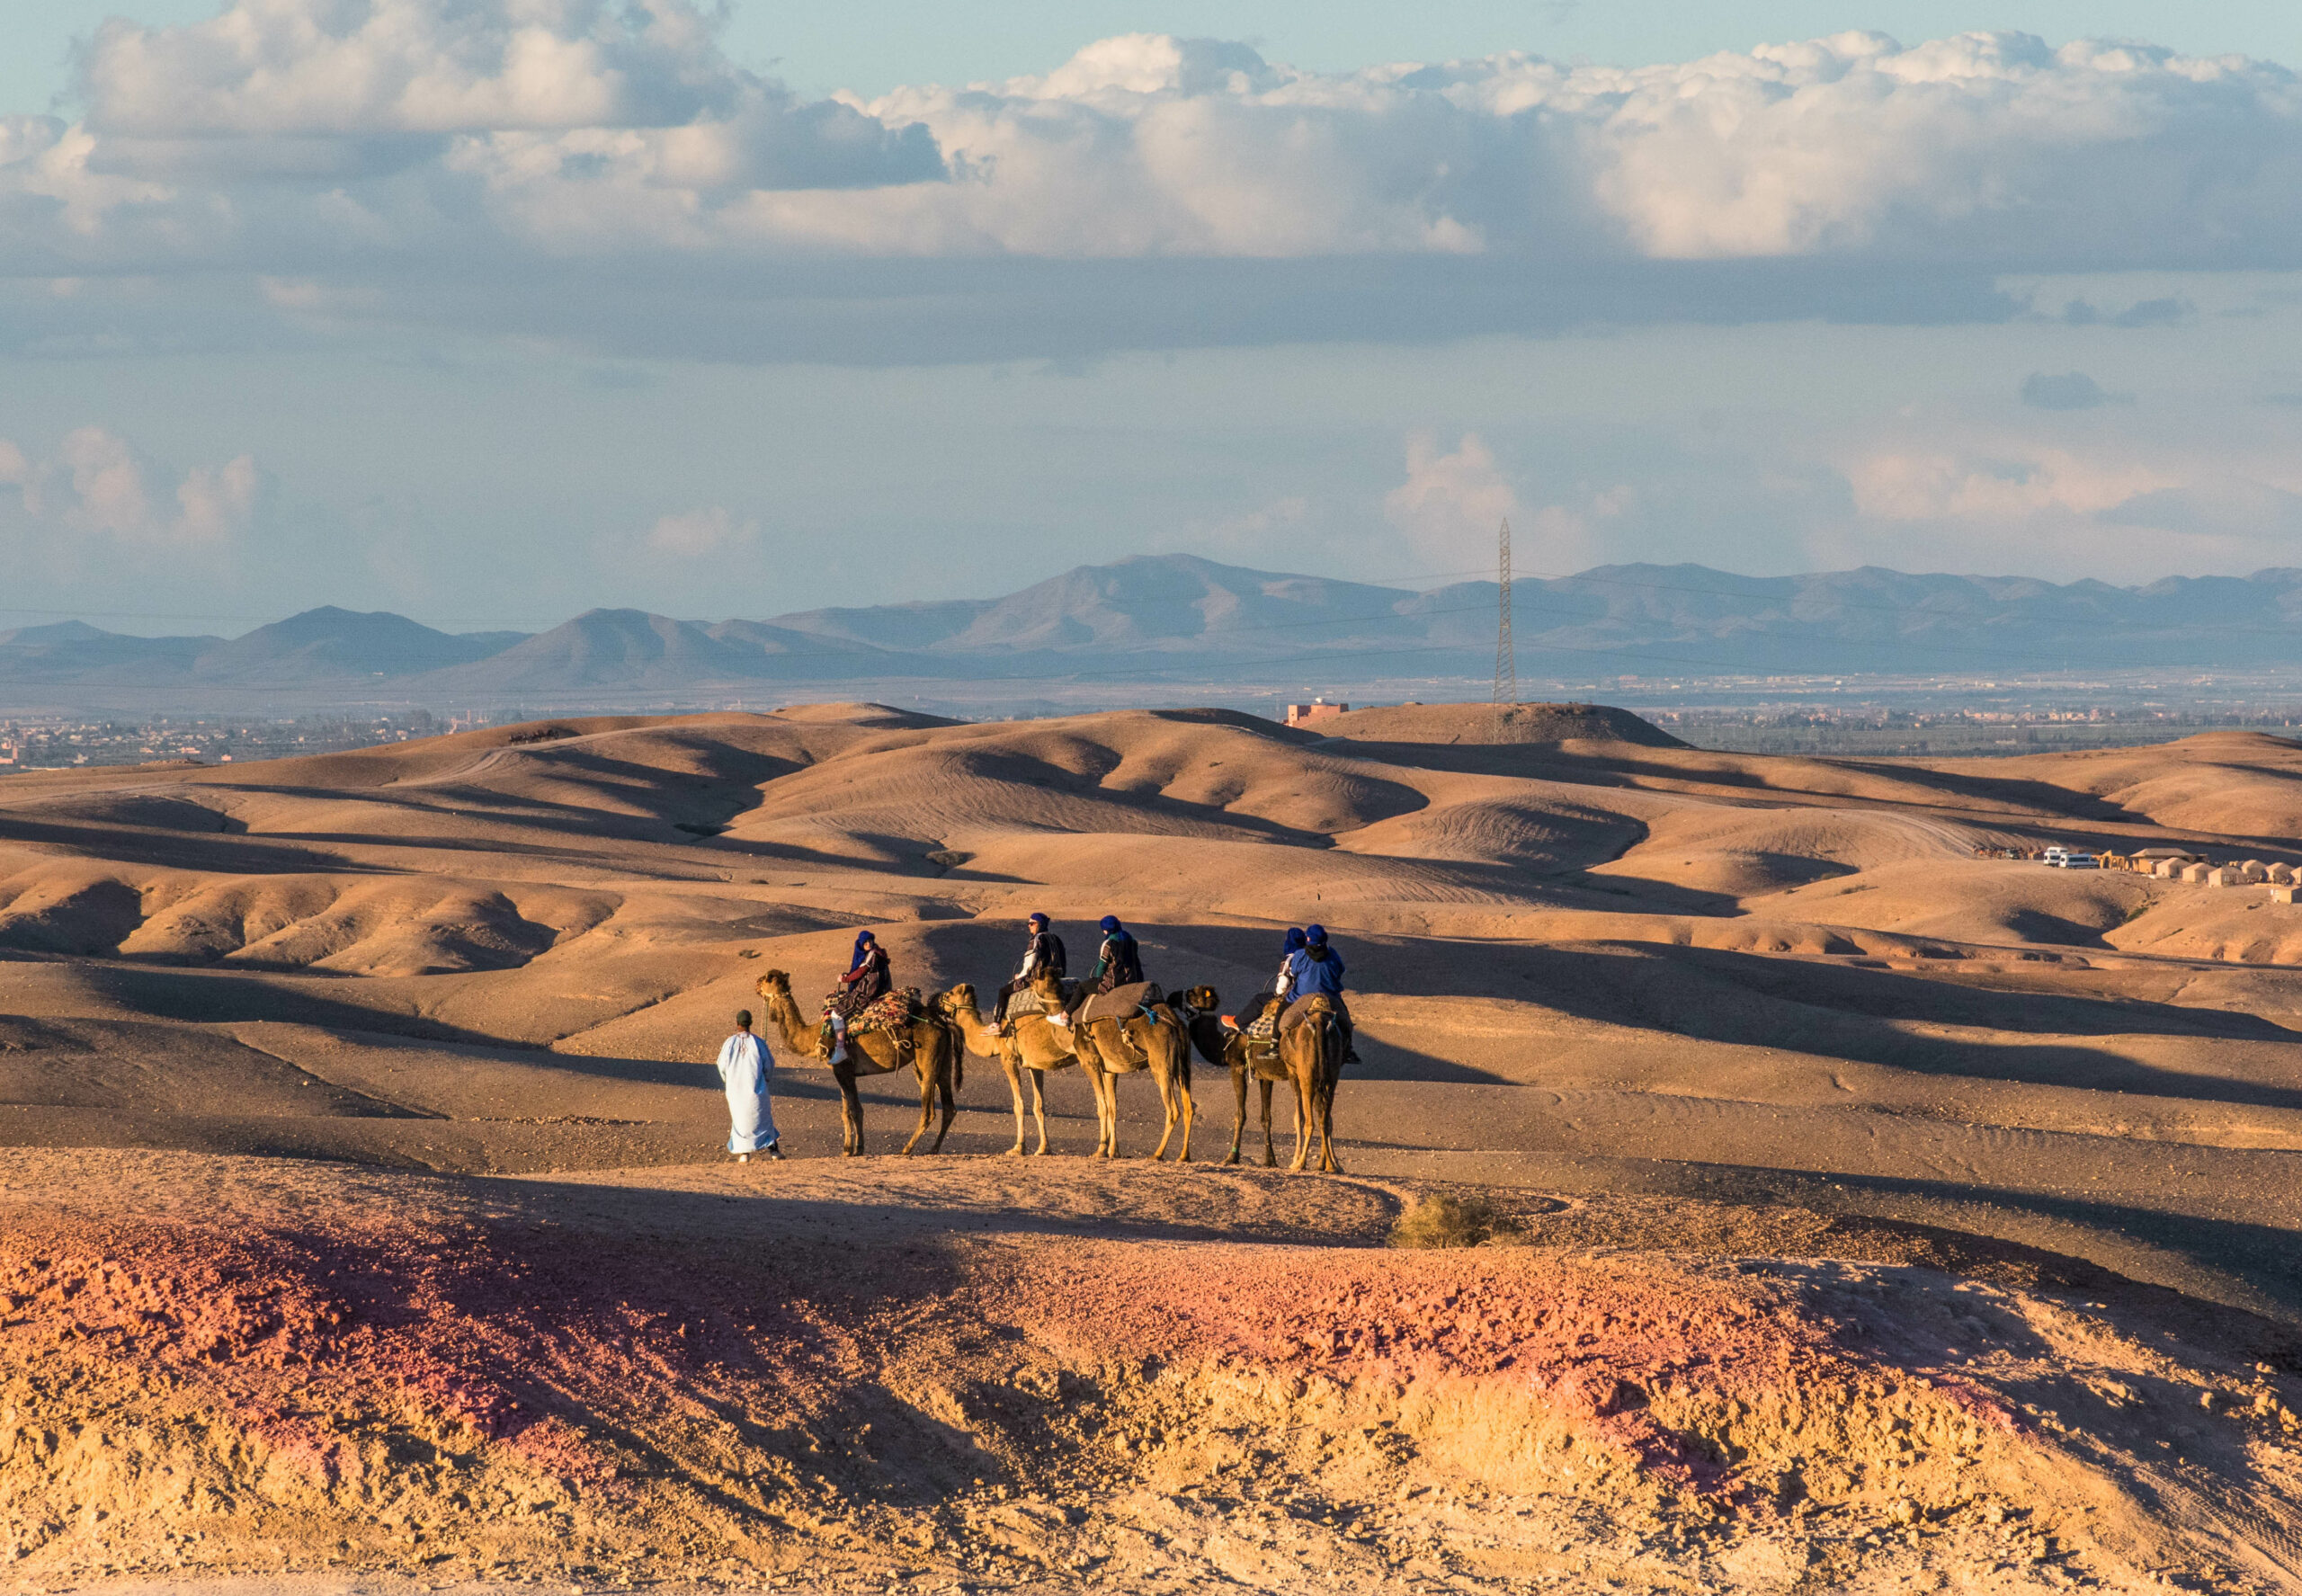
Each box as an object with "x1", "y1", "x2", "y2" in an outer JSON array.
[
  {"x1": 753, "y1": 969, "x2": 963, "y2": 1156},
  {"x1": 1173, "y1": 985, "x2": 1289, "y2": 1168},
  {"x1": 1066, "y1": 985, "x2": 1194, "y2": 1162},
  {"x1": 934, "y1": 978, "x2": 1083, "y2": 1156},
  {"x1": 1276, "y1": 992, "x2": 1344, "y2": 1173}
]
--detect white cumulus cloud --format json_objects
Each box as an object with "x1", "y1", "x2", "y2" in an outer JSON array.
[
  {"x1": 643, "y1": 504, "x2": 757, "y2": 557},
  {"x1": 1385, "y1": 432, "x2": 1524, "y2": 564},
  {"x1": 1, "y1": 426, "x2": 261, "y2": 548},
  {"x1": 5, "y1": 16, "x2": 2302, "y2": 357}
]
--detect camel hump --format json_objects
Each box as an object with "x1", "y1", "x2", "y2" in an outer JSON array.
[
  {"x1": 1279, "y1": 994, "x2": 1335, "y2": 1032},
  {"x1": 1080, "y1": 981, "x2": 1162, "y2": 1024}
]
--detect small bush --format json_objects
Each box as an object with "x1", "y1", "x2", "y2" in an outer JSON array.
[{"x1": 1387, "y1": 1191, "x2": 1523, "y2": 1250}]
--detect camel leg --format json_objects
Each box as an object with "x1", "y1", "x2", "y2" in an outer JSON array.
[
  {"x1": 1149, "y1": 1054, "x2": 1179, "y2": 1161},
  {"x1": 1226, "y1": 1065, "x2": 1247, "y2": 1165},
  {"x1": 837, "y1": 1070, "x2": 865, "y2": 1157},
  {"x1": 1174, "y1": 1058, "x2": 1194, "y2": 1164},
  {"x1": 1030, "y1": 1068, "x2": 1049, "y2": 1155},
  {"x1": 932, "y1": 1050, "x2": 957, "y2": 1154},
  {"x1": 901, "y1": 1051, "x2": 936, "y2": 1155},
  {"x1": 1260, "y1": 1078, "x2": 1278, "y2": 1168},
  {"x1": 1289, "y1": 1067, "x2": 1312, "y2": 1172},
  {"x1": 1000, "y1": 1050, "x2": 1028, "y2": 1156},
  {"x1": 1095, "y1": 1065, "x2": 1119, "y2": 1159}
]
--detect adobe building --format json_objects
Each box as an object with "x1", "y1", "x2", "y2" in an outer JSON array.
[{"x1": 1284, "y1": 700, "x2": 1349, "y2": 728}]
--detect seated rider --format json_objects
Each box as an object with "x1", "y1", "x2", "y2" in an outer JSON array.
[
  {"x1": 823, "y1": 930, "x2": 891, "y2": 1065},
  {"x1": 1286, "y1": 923, "x2": 1360, "y2": 1064},
  {"x1": 1090, "y1": 914, "x2": 1144, "y2": 994},
  {"x1": 1236, "y1": 927, "x2": 1305, "y2": 1038},
  {"x1": 993, "y1": 912, "x2": 1066, "y2": 1030}
]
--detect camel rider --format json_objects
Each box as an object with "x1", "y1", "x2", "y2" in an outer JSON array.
[
  {"x1": 993, "y1": 912, "x2": 1066, "y2": 1030},
  {"x1": 1089, "y1": 915, "x2": 1144, "y2": 994},
  {"x1": 1237, "y1": 927, "x2": 1305, "y2": 1037},
  {"x1": 1287, "y1": 923, "x2": 1360, "y2": 1064},
  {"x1": 823, "y1": 931, "x2": 891, "y2": 1065}
]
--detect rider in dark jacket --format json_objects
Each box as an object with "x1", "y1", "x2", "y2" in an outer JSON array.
[
  {"x1": 1238, "y1": 927, "x2": 1304, "y2": 1035},
  {"x1": 1089, "y1": 914, "x2": 1144, "y2": 993},
  {"x1": 993, "y1": 912, "x2": 1066, "y2": 1027}
]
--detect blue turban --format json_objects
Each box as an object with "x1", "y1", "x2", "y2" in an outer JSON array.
[
  {"x1": 1028, "y1": 912, "x2": 1049, "y2": 928},
  {"x1": 849, "y1": 931, "x2": 877, "y2": 970},
  {"x1": 1305, "y1": 924, "x2": 1328, "y2": 946},
  {"x1": 1100, "y1": 914, "x2": 1120, "y2": 933},
  {"x1": 1283, "y1": 927, "x2": 1307, "y2": 953}
]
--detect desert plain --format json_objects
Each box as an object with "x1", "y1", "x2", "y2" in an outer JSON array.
[{"x1": 6, "y1": 700, "x2": 2302, "y2": 1592}]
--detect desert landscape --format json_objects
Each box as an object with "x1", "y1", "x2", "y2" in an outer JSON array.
[{"x1": 8, "y1": 700, "x2": 2302, "y2": 1592}]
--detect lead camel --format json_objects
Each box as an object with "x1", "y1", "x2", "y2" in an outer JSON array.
[{"x1": 752, "y1": 969, "x2": 962, "y2": 1155}]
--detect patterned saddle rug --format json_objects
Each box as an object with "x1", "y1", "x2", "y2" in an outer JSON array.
[{"x1": 821, "y1": 987, "x2": 923, "y2": 1036}]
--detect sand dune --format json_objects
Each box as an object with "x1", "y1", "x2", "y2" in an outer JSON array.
[{"x1": 8, "y1": 703, "x2": 2302, "y2": 1590}]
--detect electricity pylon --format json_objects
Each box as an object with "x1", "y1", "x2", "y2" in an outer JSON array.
[{"x1": 1494, "y1": 518, "x2": 1516, "y2": 708}]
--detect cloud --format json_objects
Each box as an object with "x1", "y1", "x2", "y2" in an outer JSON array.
[
  {"x1": 0, "y1": 426, "x2": 260, "y2": 548},
  {"x1": 1844, "y1": 443, "x2": 2170, "y2": 524},
  {"x1": 1385, "y1": 432, "x2": 1522, "y2": 563},
  {"x1": 8, "y1": 17, "x2": 2302, "y2": 359},
  {"x1": 643, "y1": 505, "x2": 757, "y2": 557},
  {"x1": 2020, "y1": 371, "x2": 2128, "y2": 409}
]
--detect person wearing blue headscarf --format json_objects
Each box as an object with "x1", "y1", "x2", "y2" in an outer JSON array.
[
  {"x1": 1088, "y1": 914, "x2": 1143, "y2": 994},
  {"x1": 1285, "y1": 924, "x2": 1358, "y2": 1062},
  {"x1": 993, "y1": 912, "x2": 1067, "y2": 1028},
  {"x1": 823, "y1": 930, "x2": 891, "y2": 1065}
]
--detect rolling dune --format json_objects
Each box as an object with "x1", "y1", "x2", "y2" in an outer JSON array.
[{"x1": 6, "y1": 703, "x2": 2302, "y2": 1591}]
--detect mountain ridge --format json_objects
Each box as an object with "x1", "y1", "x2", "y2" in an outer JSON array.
[{"x1": 16, "y1": 554, "x2": 2302, "y2": 700}]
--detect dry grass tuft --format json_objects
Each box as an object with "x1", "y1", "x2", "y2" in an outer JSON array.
[{"x1": 1388, "y1": 1191, "x2": 1523, "y2": 1250}]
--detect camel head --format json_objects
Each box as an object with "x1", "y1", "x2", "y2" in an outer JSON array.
[
  {"x1": 756, "y1": 969, "x2": 791, "y2": 999},
  {"x1": 933, "y1": 984, "x2": 974, "y2": 1013}
]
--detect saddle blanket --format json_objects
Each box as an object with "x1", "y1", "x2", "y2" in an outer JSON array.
[
  {"x1": 1079, "y1": 980, "x2": 1164, "y2": 1024},
  {"x1": 1009, "y1": 977, "x2": 1077, "y2": 1020},
  {"x1": 822, "y1": 988, "x2": 921, "y2": 1034}
]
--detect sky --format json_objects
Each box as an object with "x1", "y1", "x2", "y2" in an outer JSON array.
[{"x1": 4, "y1": 1, "x2": 2302, "y2": 634}]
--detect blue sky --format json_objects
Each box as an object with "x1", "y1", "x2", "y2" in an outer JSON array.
[{"x1": 4, "y1": 1, "x2": 2302, "y2": 633}]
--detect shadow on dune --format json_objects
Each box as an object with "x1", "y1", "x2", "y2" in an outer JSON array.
[
  {"x1": 0, "y1": 813, "x2": 386, "y2": 876},
  {"x1": 0, "y1": 957, "x2": 531, "y2": 1049},
  {"x1": 1486, "y1": 941, "x2": 2302, "y2": 1114},
  {"x1": 1780, "y1": 1164, "x2": 2302, "y2": 1325}
]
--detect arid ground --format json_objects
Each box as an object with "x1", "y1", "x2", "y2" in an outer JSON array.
[{"x1": 8, "y1": 700, "x2": 2302, "y2": 1592}]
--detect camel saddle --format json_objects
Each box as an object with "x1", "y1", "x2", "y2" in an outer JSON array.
[
  {"x1": 1078, "y1": 980, "x2": 1164, "y2": 1025},
  {"x1": 1009, "y1": 977, "x2": 1077, "y2": 1021}
]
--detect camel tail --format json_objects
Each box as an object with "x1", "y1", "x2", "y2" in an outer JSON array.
[{"x1": 943, "y1": 1018, "x2": 966, "y2": 1094}]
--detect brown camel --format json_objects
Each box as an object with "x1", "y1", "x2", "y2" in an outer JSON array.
[
  {"x1": 934, "y1": 979, "x2": 1082, "y2": 1156},
  {"x1": 1173, "y1": 985, "x2": 1289, "y2": 1168},
  {"x1": 753, "y1": 969, "x2": 962, "y2": 1156},
  {"x1": 1276, "y1": 992, "x2": 1344, "y2": 1173},
  {"x1": 1067, "y1": 988, "x2": 1194, "y2": 1162}
]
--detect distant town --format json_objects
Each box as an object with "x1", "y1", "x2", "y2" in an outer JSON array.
[
  {"x1": 0, "y1": 712, "x2": 463, "y2": 771},
  {"x1": 6, "y1": 700, "x2": 2302, "y2": 771}
]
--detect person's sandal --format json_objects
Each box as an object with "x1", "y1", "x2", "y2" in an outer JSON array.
[{"x1": 764, "y1": 1142, "x2": 785, "y2": 1161}]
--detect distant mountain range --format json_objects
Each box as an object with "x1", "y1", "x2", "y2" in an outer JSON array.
[{"x1": 13, "y1": 556, "x2": 2302, "y2": 706}]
